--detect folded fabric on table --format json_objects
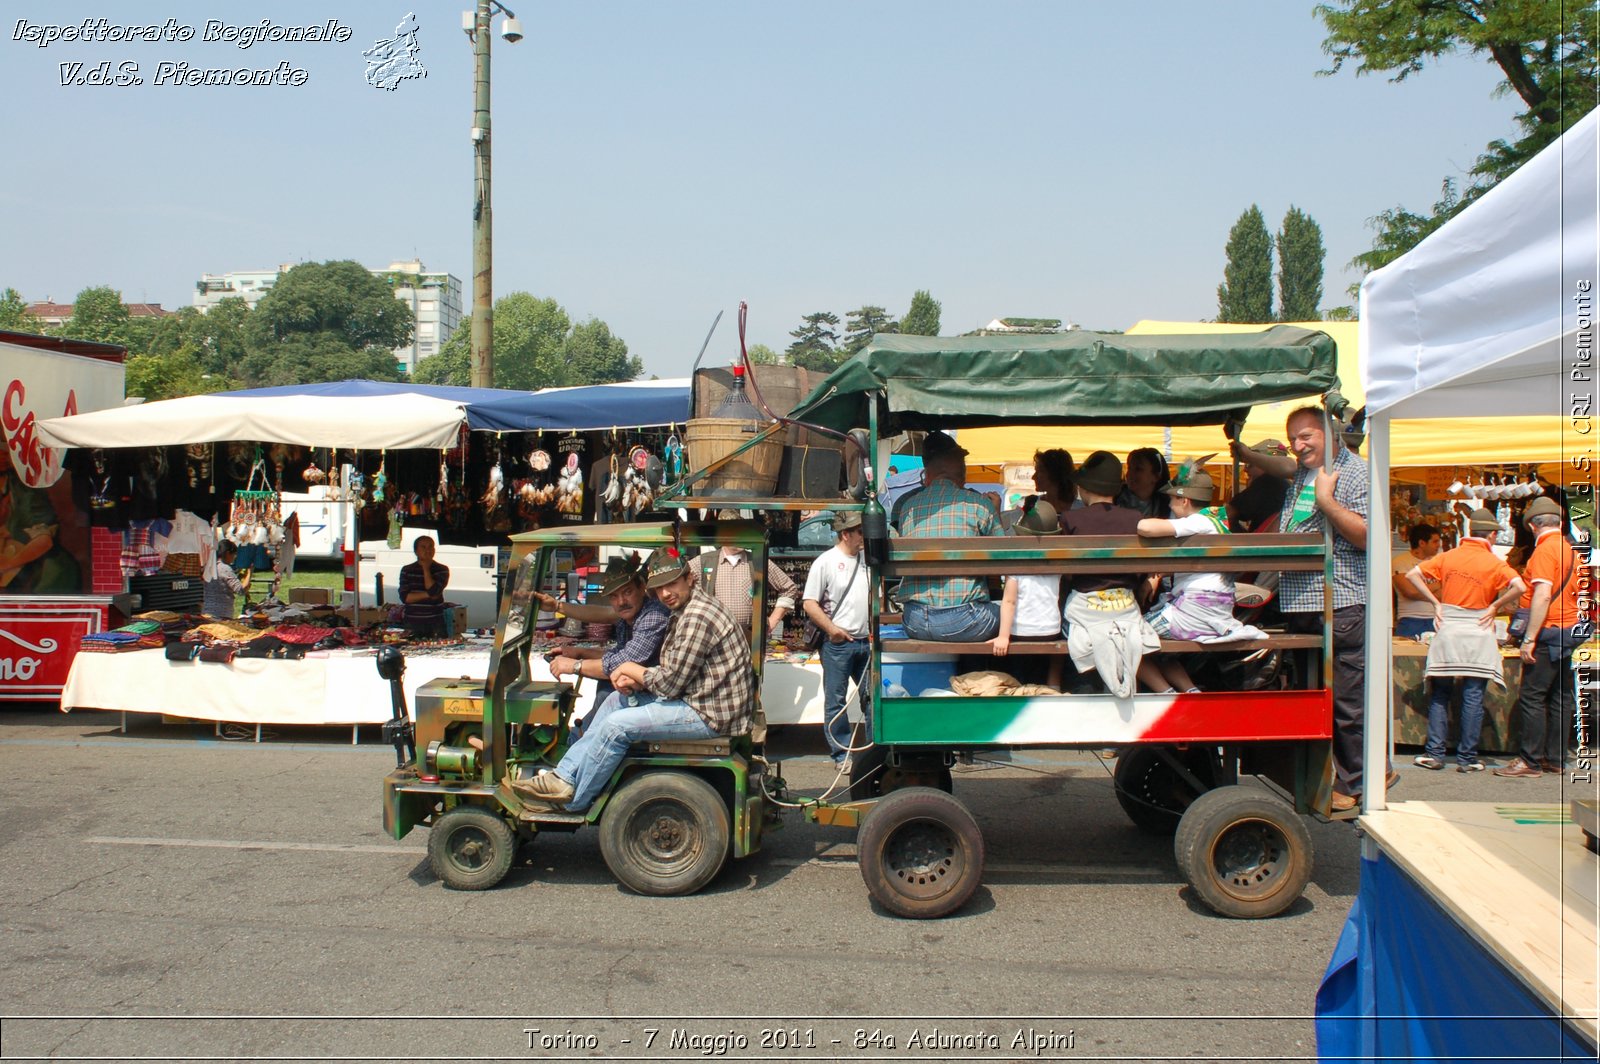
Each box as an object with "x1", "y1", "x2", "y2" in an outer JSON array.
[
  {"x1": 186, "y1": 621, "x2": 267, "y2": 644},
  {"x1": 271, "y1": 624, "x2": 333, "y2": 645},
  {"x1": 113, "y1": 619, "x2": 164, "y2": 636},
  {"x1": 165, "y1": 642, "x2": 201, "y2": 661},
  {"x1": 81, "y1": 630, "x2": 142, "y2": 646},
  {"x1": 197, "y1": 645, "x2": 237, "y2": 663},
  {"x1": 134, "y1": 609, "x2": 186, "y2": 624},
  {"x1": 235, "y1": 635, "x2": 288, "y2": 659}
]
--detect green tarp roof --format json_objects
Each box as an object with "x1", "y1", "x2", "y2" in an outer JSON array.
[{"x1": 787, "y1": 326, "x2": 1338, "y2": 434}]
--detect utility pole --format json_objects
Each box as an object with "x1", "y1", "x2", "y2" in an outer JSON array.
[{"x1": 466, "y1": 1, "x2": 521, "y2": 389}]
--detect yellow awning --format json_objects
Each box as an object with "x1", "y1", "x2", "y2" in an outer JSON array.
[{"x1": 956, "y1": 320, "x2": 1566, "y2": 468}]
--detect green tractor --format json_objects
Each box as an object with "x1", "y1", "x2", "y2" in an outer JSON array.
[{"x1": 381, "y1": 520, "x2": 777, "y2": 896}]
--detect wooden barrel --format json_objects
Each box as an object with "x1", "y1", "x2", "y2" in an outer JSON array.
[{"x1": 684, "y1": 417, "x2": 784, "y2": 494}]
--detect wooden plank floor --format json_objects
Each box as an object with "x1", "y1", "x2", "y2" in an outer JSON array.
[{"x1": 1360, "y1": 801, "x2": 1599, "y2": 1044}]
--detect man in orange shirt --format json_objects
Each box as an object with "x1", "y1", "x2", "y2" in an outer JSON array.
[
  {"x1": 1496, "y1": 497, "x2": 1587, "y2": 778},
  {"x1": 1404, "y1": 509, "x2": 1526, "y2": 772}
]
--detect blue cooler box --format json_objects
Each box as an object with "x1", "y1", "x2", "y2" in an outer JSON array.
[{"x1": 880, "y1": 653, "x2": 958, "y2": 694}]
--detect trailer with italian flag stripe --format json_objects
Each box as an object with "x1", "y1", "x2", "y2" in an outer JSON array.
[{"x1": 668, "y1": 324, "x2": 1346, "y2": 919}]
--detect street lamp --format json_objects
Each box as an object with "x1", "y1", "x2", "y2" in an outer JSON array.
[{"x1": 463, "y1": 1, "x2": 522, "y2": 389}]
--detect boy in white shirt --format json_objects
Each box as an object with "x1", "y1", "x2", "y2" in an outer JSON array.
[
  {"x1": 1135, "y1": 457, "x2": 1263, "y2": 693},
  {"x1": 991, "y1": 499, "x2": 1065, "y2": 688}
]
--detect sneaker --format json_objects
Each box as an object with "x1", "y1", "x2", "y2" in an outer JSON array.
[
  {"x1": 1456, "y1": 761, "x2": 1485, "y2": 773},
  {"x1": 512, "y1": 772, "x2": 574, "y2": 801},
  {"x1": 1493, "y1": 758, "x2": 1542, "y2": 778},
  {"x1": 1413, "y1": 755, "x2": 1444, "y2": 770}
]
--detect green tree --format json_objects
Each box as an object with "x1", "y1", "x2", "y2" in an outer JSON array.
[
  {"x1": 1346, "y1": 179, "x2": 1462, "y2": 298},
  {"x1": 56, "y1": 286, "x2": 136, "y2": 347},
  {"x1": 143, "y1": 300, "x2": 253, "y2": 377},
  {"x1": 1216, "y1": 205, "x2": 1274, "y2": 323},
  {"x1": 561, "y1": 318, "x2": 642, "y2": 386},
  {"x1": 1319, "y1": 1, "x2": 1597, "y2": 277},
  {"x1": 412, "y1": 293, "x2": 636, "y2": 390},
  {"x1": 1276, "y1": 206, "x2": 1325, "y2": 322},
  {"x1": 241, "y1": 260, "x2": 412, "y2": 385},
  {"x1": 841, "y1": 304, "x2": 898, "y2": 355},
  {"x1": 0, "y1": 288, "x2": 33, "y2": 333},
  {"x1": 900, "y1": 289, "x2": 941, "y2": 336},
  {"x1": 1318, "y1": 0, "x2": 1596, "y2": 184},
  {"x1": 746, "y1": 343, "x2": 782, "y2": 365},
  {"x1": 785, "y1": 311, "x2": 841, "y2": 371},
  {"x1": 123, "y1": 351, "x2": 228, "y2": 402}
]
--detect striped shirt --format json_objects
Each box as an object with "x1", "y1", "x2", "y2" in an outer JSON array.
[
  {"x1": 1277, "y1": 446, "x2": 1368, "y2": 612},
  {"x1": 398, "y1": 561, "x2": 450, "y2": 628},
  {"x1": 895, "y1": 478, "x2": 1000, "y2": 608},
  {"x1": 697, "y1": 549, "x2": 799, "y2": 631},
  {"x1": 642, "y1": 587, "x2": 756, "y2": 735}
]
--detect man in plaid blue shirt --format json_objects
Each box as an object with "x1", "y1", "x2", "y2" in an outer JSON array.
[
  {"x1": 1275, "y1": 406, "x2": 1373, "y2": 811},
  {"x1": 897, "y1": 432, "x2": 1002, "y2": 642}
]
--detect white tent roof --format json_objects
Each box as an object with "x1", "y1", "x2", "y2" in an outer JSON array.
[
  {"x1": 37, "y1": 392, "x2": 468, "y2": 450},
  {"x1": 1361, "y1": 109, "x2": 1598, "y2": 419}
]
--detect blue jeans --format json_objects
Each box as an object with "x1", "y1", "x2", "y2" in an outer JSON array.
[
  {"x1": 820, "y1": 637, "x2": 871, "y2": 761},
  {"x1": 552, "y1": 691, "x2": 717, "y2": 811},
  {"x1": 903, "y1": 599, "x2": 1000, "y2": 642},
  {"x1": 1396, "y1": 616, "x2": 1435, "y2": 639},
  {"x1": 1425, "y1": 676, "x2": 1487, "y2": 764}
]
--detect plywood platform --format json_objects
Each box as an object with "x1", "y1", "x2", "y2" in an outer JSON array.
[{"x1": 1360, "y1": 801, "x2": 1599, "y2": 1045}]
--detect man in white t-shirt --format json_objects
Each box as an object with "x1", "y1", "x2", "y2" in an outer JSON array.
[
  {"x1": 802, "y1": 510, "x2": 871, "y2": 766},
  {"x1": 1393, "y1": 522, "x2": 1442, "y2": 639}
]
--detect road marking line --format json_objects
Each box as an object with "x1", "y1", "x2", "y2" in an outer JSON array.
[{"x1": 86, "y1": 836, "x2": 426, "y2": 856}]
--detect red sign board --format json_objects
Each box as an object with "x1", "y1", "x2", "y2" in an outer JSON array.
[{"x1": 0, "y1": 600, "x2": 109, "y2": 701}]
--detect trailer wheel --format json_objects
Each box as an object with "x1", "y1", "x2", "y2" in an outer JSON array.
[
  {"x1": 599, "y1": 771, "x2": 730, "y2": 897},
  {"x1": 428, "y1": 805, "x2": 516, "y2": 891},
  {"x1": 1114, "y1": 745, "x2": 1215, "y2": 836},
  {"x1": 849, "y1": 747, "x2": 953, "y2": 800},
  {"x1": 858, "y1": 787, "x2": 984, "y2": 919},
  {"x1": 1174, "y1": 785, "x2": 1312, "y2": 919}
]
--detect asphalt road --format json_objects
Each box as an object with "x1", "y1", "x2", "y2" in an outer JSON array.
[{"x1": 0, "y1": 707, "x2": 1580, "y2": 1062}]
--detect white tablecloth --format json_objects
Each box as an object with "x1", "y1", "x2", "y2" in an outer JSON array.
[
  {"x1": 61, "y1": 648, "x2": 492, "y2": 726},
  {"x1": 60, "y1": 647, "x2": 846, "y2": 728}
]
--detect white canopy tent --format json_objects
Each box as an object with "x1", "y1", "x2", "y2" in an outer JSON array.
[
  {"x1": 37, "y1": 392, "x2": 469, "y2": 451},
  {"x1": 1359, "y1": 110, "x2": 1599, "y2": 810}
]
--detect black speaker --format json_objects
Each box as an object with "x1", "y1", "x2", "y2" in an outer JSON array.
[{"x1": 777, "y1": 446, "x2": 843, "y2": 499}]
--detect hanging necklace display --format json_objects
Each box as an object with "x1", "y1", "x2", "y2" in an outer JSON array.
[
  {"x1": 555, "y1": 432, "x2": 585, "y2": 519},
  {"x1": 622, "y1": 444, "x2": 654, "y2": 520},
  {"x1": 662, "y1": 430, "x2": 684, "y2": 485},
  {"x1": 482, "y1": 437, "x2": 511, "y2": 532}
]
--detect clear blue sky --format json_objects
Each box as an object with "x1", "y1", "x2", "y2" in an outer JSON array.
[{"x1": 1, "y1": 2, "x2": 1519, "y2": 378}]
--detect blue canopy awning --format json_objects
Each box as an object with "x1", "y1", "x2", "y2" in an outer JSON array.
[{"x1": 224, "y1": 379, "x2": 691, "y2": 433}]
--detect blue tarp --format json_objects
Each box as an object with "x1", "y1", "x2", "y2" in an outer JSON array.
[
  {"x1": 224, "y1": 380, "x2": 690, "y2": 433},
  {"x1": 1316, "y1": 853, "x2": 1594, "y2": 1062}
]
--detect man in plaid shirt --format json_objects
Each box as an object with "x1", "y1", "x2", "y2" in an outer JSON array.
[
  {"x1": 512, "y1": 545, "x2": 755, "y2": 811},
  {"x1": 1276, "y1": 406, "x2": 1380, "y2": 811},
  {"x1": 897, "y1": 431, "x2": 1002, "y2": 642}
]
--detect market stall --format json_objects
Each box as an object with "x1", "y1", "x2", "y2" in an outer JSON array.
[
  {"x1": 1316, "y1": 109, "x2": 1597, "y2": 1060},
  {"x1": 0, "y1": 331, "x2": 126, "y2": 702}
]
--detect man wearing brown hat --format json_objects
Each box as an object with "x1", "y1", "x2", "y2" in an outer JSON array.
[
  {"x1": 803, "y1": 510, "x2": 872, "y2": 765},
  {"x1": 1496, "y1": 496, "x2": 1585, "y2": 778},
  {"x1": 513, "y1": 545, "x2": 756, "y2": 811},
  {"x1": 1404, "y1": 508, "x2": 1526, "y2": 772},
  {"x1": 533, "y1": 554, "x2": 670, "y2": 716},
  {"x1": 895, "y1": 431, "x2": 1003, "y2": 642},
  {"x1": 1059, "y1": 450, "x2": 1158, "y2": 697}
]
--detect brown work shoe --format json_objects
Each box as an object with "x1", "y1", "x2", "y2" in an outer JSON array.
[
  {"x1": 1541, "y1": 761, "x2": 1566, "y2": 775},
  {"x1": 1330, "y1": 791, "x2": 1358, "y2": 812},
  {"x1": 1492, "y1": 758, "x2": 1542, "y2": 779}
]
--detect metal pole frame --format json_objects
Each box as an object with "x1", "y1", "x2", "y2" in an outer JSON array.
[{"x1": 469, "y1": 0, "x2": 494, "y2": 389}]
